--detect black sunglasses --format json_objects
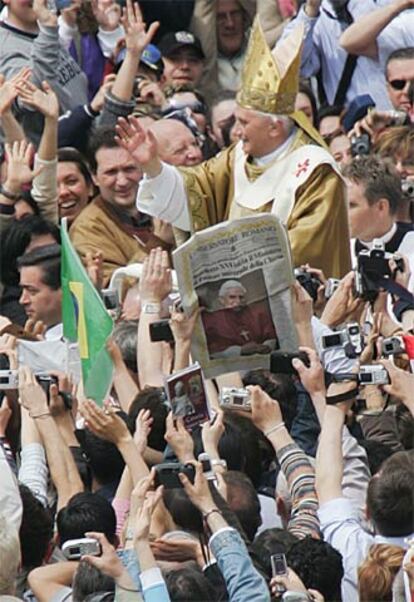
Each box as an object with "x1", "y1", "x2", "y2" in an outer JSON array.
[{"x1": 388, "y1": 78, "x2": 413, "y2": 90}]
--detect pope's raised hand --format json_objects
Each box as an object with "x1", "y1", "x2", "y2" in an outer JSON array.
[{"x1": 115, "y1": 116, "x2": 161, "y2": 176}]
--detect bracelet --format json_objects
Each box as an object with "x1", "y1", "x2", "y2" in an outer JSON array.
[
  {"x1": 202, "y1": 508, "x2": 222, "y2": 523},
  {"x1": 116, "y1": 583, "x2": 139, "y2": 593},
  {"x1": 264, "y1": 422, "x2": 285, "y2": 438},
  {"x1": 30, "y1": 412, "x2": 51, "y2": 419}
]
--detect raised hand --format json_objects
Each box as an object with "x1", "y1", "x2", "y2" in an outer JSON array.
[
  {"x1": 33, "y1": 0, "x2": 58, "y2": 27},
  {"x1": 4, "y1": 140, "x2": 43, "y2": 194},
  {"x1": 121, "y1": 0, "x2": 159, "y2": 57},
  {"x1": 0, "y1": 68, "x2": 31, "y2": 115},
  {"x1": 321, "y1": 271, "x2": 363, "y2": 328},
  {"x1": 16, "y1": 80, "x2": 59, "y2": 120},
  {"x1": 139, "y1": 247, "x2": 172, "y2": 304},
  {"x1": 134, "y1": 408, "x2": 153, "y2": 454},
  {"x1": 164, "y1": 412, "x2": 195, "y2": 464},
  {"x1": 248, "y1": 385, "x2": 284, "y2": 435},
  {"x1": 169, "y1": 306, "x2": 200, "y2": 344},
  {"x1": 115, "y1": 115, "x2": 160, "y2": 174},
  {"x1": 292, "y1": 346, "x2": 325, "y2": 397},
  {"x1": 80, "y1": 399, "x2": 131, "y2": 446},
  {"x1": 18, "y1": 366, "x2": 50, "y2": 419},
  {"x1": 380, "y1": 359, "x2": 414, "y2": 416},
  {"x1": 61, "y1": 0, "x2": 81, "y2": 27}
]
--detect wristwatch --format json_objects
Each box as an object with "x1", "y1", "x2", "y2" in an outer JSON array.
[
  {"x1": 0, "y1": 184, "x2": 20, "y2": 201},
  {"x1": 211, "y1": 459, "x2": 227, "y2": 470},
  {"x1": 142, "y1": 302, "x2": 161, "y2": 314}
]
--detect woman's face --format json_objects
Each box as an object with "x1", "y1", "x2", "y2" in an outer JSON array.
[
  {"x1": 295, "y1": 92, "x2": 314, "y2": 125},
  {"x1": 57, "y1": 162, "x2": 92, "y2": 224}
]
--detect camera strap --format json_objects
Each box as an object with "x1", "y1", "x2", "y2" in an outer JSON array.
[{"x1": 375, "y1": 276, "x2": 414, "y2": 305}]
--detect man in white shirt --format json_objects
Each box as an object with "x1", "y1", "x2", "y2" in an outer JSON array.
[
  {"x1": 343, "y1": 155, "x2": 414, "y2": 279},
  {"x1": 279, "y1": 0, "x2": 392, "y2": 109}
]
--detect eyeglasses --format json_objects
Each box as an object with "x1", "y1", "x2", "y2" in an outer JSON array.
[{"x1": 388, "y1": 78, "x2": 414, "y2": 91}]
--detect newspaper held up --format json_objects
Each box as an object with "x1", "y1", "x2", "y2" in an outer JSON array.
[{"x1": 173, "y1": 214, "x2": 298, "y2": 378}]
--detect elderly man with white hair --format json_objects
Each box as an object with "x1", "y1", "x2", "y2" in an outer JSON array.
[{"x1": 117, "y1": 19, "x2": 350, "y2": 278}]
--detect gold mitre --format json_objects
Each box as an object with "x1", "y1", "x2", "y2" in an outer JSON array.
[{"x1": 237, "y1": 18, "x2": 304, "y2": 116}]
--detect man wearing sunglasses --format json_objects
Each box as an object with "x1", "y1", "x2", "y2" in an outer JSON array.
[{"x1": 385, "y1": 48, "x2": 414, "y2": 118}]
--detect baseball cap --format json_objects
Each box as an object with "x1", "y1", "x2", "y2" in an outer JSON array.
[
  {"x1": 115, "y1": 43, "x2": 164, "y2": 76},
  {"x1": 158, "y1": 31, "x2": 205, "y2": 60}
]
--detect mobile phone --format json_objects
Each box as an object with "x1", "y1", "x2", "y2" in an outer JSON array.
[
  {"x1": 270, "y1": 351, "x2": 310, "y2": 375},
  {"x1": 271, "y1": 552, "x2": 288, "y2": 596},
  {"x1": 35, "y1": 374, "x2": 59, "y2": 402},
  {"x1": 154, "y1": 462, "x2": 195, "y2": 489},
  {"x1": 101, "y1": 288, "x2": 120, "y2": 312},
  {"x1": 149, "y1": 319, "x2": 174, "y2": 343},
  {"x1": 198, "y1": 452, "x2": 217, "y2": 483},
  {"x1": 61, "y1": 538, "x2": 102, "y2": 560}
]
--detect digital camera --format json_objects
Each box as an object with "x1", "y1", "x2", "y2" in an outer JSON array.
[
  {"x1": 350, "y1": 133, "x2": 371, "y2": 157},
  {"x1": 359, "y1": 365, "x2": 390, "y2": 385},
  {"x1": 402, "y1": 179, "x2": 414, "y2": 199},
  {"x1": 321, "y1": 322, "x2": 363, "y2": 357},
  {"x1": 62, "y1": 538, "x2": 102, "y2": 561},
  {"x1": 294, "y1": 268, "x2": 321, "y2": 302},
  {"x1": 219, "y1": 387, "x2": 251, "y2": 411},
  {"x1": 325, "y1": 278, "x2": 340, "y2": 299},
  {"x1": 381, "y1": 335, "x2": 405, "y2": 357}
]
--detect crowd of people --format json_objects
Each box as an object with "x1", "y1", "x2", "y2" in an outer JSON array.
[{"x1": 0, "y1": 0, "x2": 414, "y2": 600}]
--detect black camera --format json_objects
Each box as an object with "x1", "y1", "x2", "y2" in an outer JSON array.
[
  {"x1": 381, "y1": 335, "x2": 405, "y2": 357},
  {"x1": 294, "y1": 268, "x2": 321, "y2": 302},
  {"x1": 350, "y1": 133, "x2": 371, "y2": 157},
  {"x1": 149, "y1": 319, "x2": 174, "y2": 343},
  {"x1": 355, "y1": 239, "x2": 404, "y2": 301},
  {"x1": 402, "y1": 179, "x2": 414, "y2": 199}
]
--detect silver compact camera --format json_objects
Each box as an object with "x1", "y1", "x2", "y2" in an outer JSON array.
[
  {"x1": 219, "y1": 387, "x2": 251, "y2": 411},
  {"x1": 359, "y1": 365, "x2": 390, "y2": 386},
  {"x1": 381, "y1": 335, "x2": 405, "y2": 357},
  {"x1": 0, "y1": 369, "x2": 18, "y2": 390},
  {"x1": 61, "y1": 537, "x2": 102, "y2": 560},
  {"x1": 325, "y1": 278, "x2": 340, "y2": 299},
  {"x1": 321, "y1": 322, "x2": 363, "y2": 356}
]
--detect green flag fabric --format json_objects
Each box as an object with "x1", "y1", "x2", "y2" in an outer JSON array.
[{"x1": 61, "y1": 219, "x2": 113, "y2": 405}]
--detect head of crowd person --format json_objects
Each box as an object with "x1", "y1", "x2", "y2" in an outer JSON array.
[
  {"x1": 375, "y1": 125, "x2": 414, "y2": 181},
  {"x1": 18, "y1": 484, "x2": 54, "y2": 573},
  {"x1": 318, "y1": 105, "x2": 343, "y2": 139},
  {"x1": 163, "y1": 84, "x2": 209, "y2": 134},
  {"x1": 326, "y1": 128, "x2": 352, "y2": 170},
  {"x1": 17, "y1": 243, "x2": 62, "y2": 328},
  {"x1": 366, "y1": 451, "x2": 414, "y2": 538},
  {"x1": 385, "y1": 47, "x2": 414, "y2": 117},
  {"x1": 216, "y1": 0, "x2": 250, "y2": 57},
  {"x1": 56, "y1": 492, "x2": 118, "y2": 547},
  {"x1": 116, "y1": 42, "x2": 164, "y2": 85},
  {"x1": 286, "y1": 537, "x2": 344, "y2": 602},
  {"x1": 0, "y1": 514, "x2": 21, "y2": 596},
  {"x1": 343, "y1": 155, "x2": 402, "y2": 241},
  {"x1": 149, "y1": 118, "x2": 203, "y2": 166},
  {"x1": 223, "y1": 471, "x2": 262, "y2": 541},
  {"x1": 57, "y1": 148, "x2": 94, "y2": 226},
  {"x1": 87, "y1": 126, "x2": 142, "y2": 214},
  {"x1": 218, "y1": 280, "x2": 247, "y2": 309},
  {"x1": 158, "y1": 31, "x2": 205, "y2": 88},
  {"x1": 2, "y1": 0, "x2": 37, "y2": 31},
  {"x1": 210, "y1": 90, "x2": 237, "y2": 148},
  {"x1": 295, "y1": 81, "x2": 318, "y2": 127},
  {"x1": 358, "y1": 544, "x2": 405, "y2": 602}
]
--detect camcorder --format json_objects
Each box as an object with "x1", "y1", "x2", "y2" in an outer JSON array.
[
  {"x1": 350, "y1": 133, "x2": 371, "y2": 157},
  {"x1": 354, "y1": 239, "x2": 404, "y2": 302},
  {"x1": 321, "y1": 322, "x2": 363, "y2": 357},
  {"x1": 381, "y1": 335, "x2": 406, "y2": 357},
  {"x1": 154, "y1": 462, "x2": 195, "y2": 489},
  {"x1": 294, "y1": 268, "x2": 321, "y2": 302},
  {"x1": 270, "y1": 350, "x2": 310, "y2": 375},
  {"x1": 219, "y1": 387, "x2": 251, "y2": 411}
]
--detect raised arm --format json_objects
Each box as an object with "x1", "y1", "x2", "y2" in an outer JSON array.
[{"x1": 340, "y1": 0, "x2": 414, "y2": 60}]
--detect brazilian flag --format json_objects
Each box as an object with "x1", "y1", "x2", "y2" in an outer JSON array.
[{"x1": 61, "y1": 219, "x2": 113, "y2": 405}]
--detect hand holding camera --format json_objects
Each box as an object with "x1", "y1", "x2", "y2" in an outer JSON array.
[
  {"x1": 292, "y1": 347, "x2": 326, "y2": 398},
  {"x1": 379, "y1": 359, "x2": 414, "y2": 415},
  {"x1": 321, "y1": 271, "x2": 363, "y2": 328},
  {"x1": 164, "y1": 411, "x2": 195, "y2": 464},
  {"x1": 248, "y1": 384, "x2": 284, "y2": 436},
  {"x1": 18, "y1": 365, "x2": 50, "y2": 419}
]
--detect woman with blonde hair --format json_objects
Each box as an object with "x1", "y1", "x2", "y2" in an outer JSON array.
[{"x1": 358, "y1": 544, "x2": 405, "y2": 601}]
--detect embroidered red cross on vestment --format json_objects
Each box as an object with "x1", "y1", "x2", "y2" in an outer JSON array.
[{"x1": 295, "y1": 159, "x2": 310, "y2": 177}]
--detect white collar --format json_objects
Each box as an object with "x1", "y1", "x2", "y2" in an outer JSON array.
[
  {"x1": 45, "y1": 323, "x2": 63, "y2": 341},
  {"x1": 359, "y1": 222, "x2": 397, "y2": 249},
  {"x1": 252, "y1": 127, "x2": 297, "y2": 167},
  {"x1": 374, "y1": 533, "x2": 414, "y2": 548}
]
